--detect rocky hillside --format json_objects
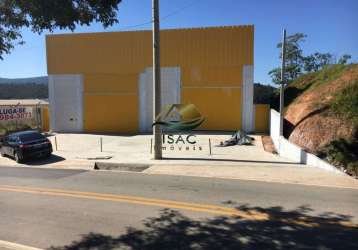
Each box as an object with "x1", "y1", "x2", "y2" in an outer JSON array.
[{"x1": 284, "y1": 64, "x2": 358, "y2": 176}]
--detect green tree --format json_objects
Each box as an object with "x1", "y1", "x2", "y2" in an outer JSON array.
[
  {"x1": 303, "y1": 52, "x2": 334, "y2": 73},
  {"x1": 314, "y1": 52, "x2": 333, "y2": 68},
  {"x1": 269, "y1": 33, "x2": 352, "y2": 83},
  {"x1": 302, "y1": 54, "x2": 319, "y2": 72},
  {"x1": 338, "y1": 54, "x2": 352, "y2": 65},
  {"x1": 0, "y1": 0, "x2": 121, "y2": 59},
  {"x1": 269, "y1": 33, "x2": 306, "y2": 84}
]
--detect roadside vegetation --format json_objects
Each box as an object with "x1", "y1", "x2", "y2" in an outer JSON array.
[
  {"x1": 268, "y1": 33, "x2": 352, "y2": 85},
  {"x1": 331, "y1": 79, "x2": 358, "y2": 125},
  {"x1": 253, "y1": 83, "x2": 277, "y2": 104},
  {"x1": 319, "y1": 138, "x2": 358, "y2": 176},
  {"x1": 282, "y1": 64, "x2": 358, "y2": 176},
  {"x1": 321, "y1": 77, "x2": 358, "y2": 176},
  {"x1": 268, "y1": 32, "x2": 357, "y2": 176},
  {"x1": 284, "y1": 64, "x2": 355, "y2": 107}
]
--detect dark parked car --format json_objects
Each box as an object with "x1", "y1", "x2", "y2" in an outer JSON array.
[{"x1": 0, "y1": 130, "x2": 52, "y2": 163}]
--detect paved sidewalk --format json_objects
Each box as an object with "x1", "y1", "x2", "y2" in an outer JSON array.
[
  {"x1": 0, "y1": 133, "x2": 300, "y2": 168},
  {"x1": 0, "y1": 133, "x2": 357, "y2": 189},
  {"x1": 48, "y1": 133, "x2": 300, "y2": 166}
]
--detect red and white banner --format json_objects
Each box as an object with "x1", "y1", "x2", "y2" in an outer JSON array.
[{"x1": 0, "y1": 106, "x2": 34, "y2": 121}]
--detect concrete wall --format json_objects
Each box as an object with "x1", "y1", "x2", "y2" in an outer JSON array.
[
  {"x1": 242, "y1": 65, "x2": 254, "y2": 132},
  {"x1": 269, "y1": 109, "x2": 342, "y2": 173},
  {"x1": 270, "y1": 109, "x2": 280, "y2": 150},
  {"x1": 46, "y1": 26, "x2": 254, "y2": 133}
]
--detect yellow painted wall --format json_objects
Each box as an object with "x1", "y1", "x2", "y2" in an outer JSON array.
[
  {"x1": 84, "y1": 94, "x2": 138, "y2": 133},
  {"x1": 46, "y1": 26, "x2": 254, "y2": 133},
  {"x1": 83, "y1": 74, "x2": 138, "y2": 132},
  {"x1": 255, "y1": 104, "x2": 270, "y2": 133},
  {"x1": 182, "y1": 88, "x2": 242, "y2": 130},
  {"x1": 41, "y1": 106, "x2": 50, "y2": 132}
]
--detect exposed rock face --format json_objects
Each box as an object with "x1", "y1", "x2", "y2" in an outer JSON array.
[
  {"x1": 287, "y1": 112, "x2": 355, "y2": 153},
  {"x1": 285, "y1": 65, "x2": 358, "y2": 154}
]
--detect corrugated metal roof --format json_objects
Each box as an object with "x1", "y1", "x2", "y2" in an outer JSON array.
[
  {"x1": 46, "y1": 25, "x2": 254, "y2": 37},
  {"x1": 47, "y1": 25, "x2": 254, "y2": 75}
]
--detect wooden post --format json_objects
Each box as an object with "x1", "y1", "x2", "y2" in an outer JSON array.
[
  {"x1": 279, "y1": 29, "x2": 287, "y2": 137},
  {"x1": 152, "y1": 0, "x2": 162, "y2": 159},
  {"x1": 209, "y1": 138, "x2": 212, "y2": 155},
  {"x1": 54, "y1": 136, "x2": 58, "y2": 151},
  {"x1": 150, "y1": 138, "x2": 153, "y2": 154}
]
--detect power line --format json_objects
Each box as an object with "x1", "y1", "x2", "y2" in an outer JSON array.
[
  {"x1": 117, "y1": 20, "x2": 153, "y2": 31},
  {"x1": 161, "y1": 0, "x2": 201, "y2": 21},
  {"x1": 117, "y1": 0, "x2": 201, "y2": 31},
  {"x1": 12, "y1": 0, "x2": 202, "y2": 51}
]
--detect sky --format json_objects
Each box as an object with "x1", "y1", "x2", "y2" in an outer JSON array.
[{"x1": 0, "y1": 0, "x2": 357, "y2": 84}]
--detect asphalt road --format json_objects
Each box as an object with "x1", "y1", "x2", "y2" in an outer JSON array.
[{"x1": 0, "y1": 166, "x2": 357, "y2": 250}]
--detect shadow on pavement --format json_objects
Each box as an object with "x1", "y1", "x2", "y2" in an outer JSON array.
[
  {"x1": 48, "y1": 205, "x2": 358, "y2": 250},
  {"x1": 24, "y1": 154, "x2": 65, "y2": 166}
]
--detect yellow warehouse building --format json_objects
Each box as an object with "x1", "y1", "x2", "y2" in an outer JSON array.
[{"x1": 46, "y1": 25, "x2": 268, "y2": 134}]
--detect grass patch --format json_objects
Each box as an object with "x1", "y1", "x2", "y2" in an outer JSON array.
[
  {"x1": 319, "y1": 138, "x2": 358, "y2": 176},
  {"x1": 331, "y1": 79, "x2": 358, "y2": 125},
  {"x1": 284, "y1": 64, "x2": 351, "y2": 108},
  {"x1": 309, "y1": 64, "x2": 348, "y2": 88},
  {"x1": 284, "y1": 81, "x2": 312, "y2": 108}
]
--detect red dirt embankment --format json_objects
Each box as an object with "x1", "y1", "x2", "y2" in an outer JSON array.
[{"x1": 284, "y1": 65, "x2": 358, "y2": 154}]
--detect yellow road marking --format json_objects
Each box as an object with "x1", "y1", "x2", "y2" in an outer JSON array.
[
  {"x1": 0, "y1": 185, "x2": 357, "y2": 229},
  {"x1": 0, "y1": 185, "x2": 265, "y2": 218}
]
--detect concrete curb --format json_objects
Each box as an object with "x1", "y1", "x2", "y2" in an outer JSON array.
[
  {"x1": 0, "y1": 159, "x2": 95, "y2": 171},
  {"x1": 0, "y1": 240, "x2": 42, "y2": 250},
  {"x1": 1, "y1": 161, "x2": 357, "y2": 189},
  {"x1": 94, "y1": 162, "x2": 150, "y2": 172},
  {"x1": 0, "y1": 164, "x2": 93, "y2": 172}
]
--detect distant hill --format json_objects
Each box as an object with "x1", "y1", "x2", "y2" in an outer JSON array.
[
  {"x1": 253, "y1": 83, "x2": 277, "y2": 104},
  {"x1": 0, "y1": 76, "x2": 48, "y2": 85},
  {"x1": 0, "y1": 76, "x2": 48, "y2": 99},
  {"x1": 0, "y1": 83, "x2": 48, "y2": 99}
]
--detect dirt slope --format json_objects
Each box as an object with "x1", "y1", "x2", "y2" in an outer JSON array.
[
  {"x1": 283, "y1": 64, "x2": 358, "y2": 175},
  {"x1": 284, "y1": 64, "x2": 358, "y2": 177}
]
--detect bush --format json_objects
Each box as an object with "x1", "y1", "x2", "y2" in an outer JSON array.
[
  {"x1": 347, "y1": 162, "x2": 358, "y2": 176},
  {"x1": 331, "y1": 80, "x2": 358, "y2": 125},
  {"x1": 320, "y1": 138, "x2": 358, "y2": 176}
]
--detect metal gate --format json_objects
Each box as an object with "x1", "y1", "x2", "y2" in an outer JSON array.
[{"x1": 49, "y1": 75, "x2": 83, "y2": 132}]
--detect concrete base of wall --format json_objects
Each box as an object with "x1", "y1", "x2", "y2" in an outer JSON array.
[{"x1": 270, "y1": 109, "x2": 343, "y2": 174}]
